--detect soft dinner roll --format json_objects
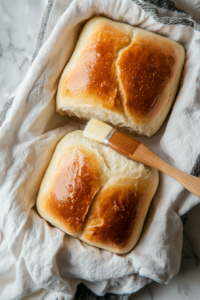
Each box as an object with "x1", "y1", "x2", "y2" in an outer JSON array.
[
  {"x1": 36, "y1": 131, "x2": 159, "y2": 254},
  {"x1": 56, "y1": 17, "x2": 185, "y2": 136}
]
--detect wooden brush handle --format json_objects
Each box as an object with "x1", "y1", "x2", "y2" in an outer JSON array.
[{"x1": 108, "y1": 131, "x2": 200, "y2": 198}]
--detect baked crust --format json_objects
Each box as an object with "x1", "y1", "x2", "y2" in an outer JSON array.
[
  {"x1": 117, "y1": 33, "x2": 179, "y2": 128},
  {"x1": 42, "y1": 146, "x2": 102, "y2": 236},
  {"x1": 81, "y1": 176, "x2": 155, "y2": 253},
  {"x1": 36, "y1": 131, "x2": 159, "y2": 253},
  {"x1": 61, "y1": 24, "x2": 130, "y2": 114},
  {"x1": 56, "y1": 17, "x2": 185, "y2": 136}
]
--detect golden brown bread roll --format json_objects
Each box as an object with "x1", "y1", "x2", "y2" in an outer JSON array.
[
  {"x1": 56, "y1": 17, "x2": 185, "y2": 136},
  {"x1": 36, "y1": 131, "x2": 159, "y2": 254}
]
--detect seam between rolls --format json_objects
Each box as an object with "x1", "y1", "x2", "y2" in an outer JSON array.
[
  {"x1": 76, "y1": 140, "x2": 110, "y2": 237},
  {"x1": 79, "y1": 184, "x2": 105, "y2": 238},
  {"x1": 115, "y1": 32, "x2": 136, "y2": 124}
]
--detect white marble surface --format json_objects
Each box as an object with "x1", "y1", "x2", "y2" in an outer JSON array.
[
  {"x1": 0, "y1": 0, "x2": 46, "y2": 110},
  {"x1": 0, "y1": 0, "x2": 200, "y2": 299}
]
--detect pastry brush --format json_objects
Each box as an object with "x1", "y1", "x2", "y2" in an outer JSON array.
[{"x1": 83, "y1": 118, "x2": 200, "y2": 197}]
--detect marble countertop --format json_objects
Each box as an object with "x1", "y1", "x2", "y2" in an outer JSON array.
[{"x1": 0, "y1": 0, "x2": 200, "y2": 299}]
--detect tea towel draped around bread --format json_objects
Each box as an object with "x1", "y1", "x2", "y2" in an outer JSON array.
[{"x1": 0, "y1": 0, "x2": 200, "y2": 299}]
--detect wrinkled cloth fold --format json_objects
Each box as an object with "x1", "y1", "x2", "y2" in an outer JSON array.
[{"x1": 0, "y1": 0, "x2": 200, "y2": 299}]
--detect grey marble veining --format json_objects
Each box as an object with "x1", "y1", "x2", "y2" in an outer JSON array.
[
  {"x1": 0, "y1": 0, "x2": 46, "y2": 110},
  {"x1": 0, "y1": 0, "x2": 200, "y2": 299}
]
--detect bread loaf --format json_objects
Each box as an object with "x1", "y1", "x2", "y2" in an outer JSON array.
[
  {"x1": 36, "y1": 131, "x2": 159, "y2": 254},
  {"x1": 56, "y1": 17, "x2": 185, "y2": 136}
]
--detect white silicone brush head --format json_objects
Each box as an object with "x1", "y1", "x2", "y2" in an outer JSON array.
[{"x1": 83, "y1": 118, "x2": 113, "y2": 143}]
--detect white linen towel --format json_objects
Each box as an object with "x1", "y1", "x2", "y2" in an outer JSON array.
[{"x1": 0, "y1": 0, "x2": 200, "y2": 299}]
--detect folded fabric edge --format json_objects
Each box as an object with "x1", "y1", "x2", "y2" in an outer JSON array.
[
  {"x1": 141, "y1": 0, "x2": 186, "y2": 13},
  {"x1": 1, "y1": 1, "x2": 200, "y2": 299}
]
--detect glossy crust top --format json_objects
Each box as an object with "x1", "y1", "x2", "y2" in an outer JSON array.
[
  {"x1": 36, "y1": 131, "x2": 159, "y2": 253},
  {"x1": 81, "y1": 177, "x2": 153, "y2": 252},
  {"x1": 56, "y1": 17, "x2": 185, "y2": 136},
  {"x1": 62, "y1": 25, "x2": 130, "y2": 114},
  {"x1": 117, "y1": 33, "x2": 179, "y2": 125},
  {"x1": 42, "y1": 147, "x2": 102, "y2": 235}
]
